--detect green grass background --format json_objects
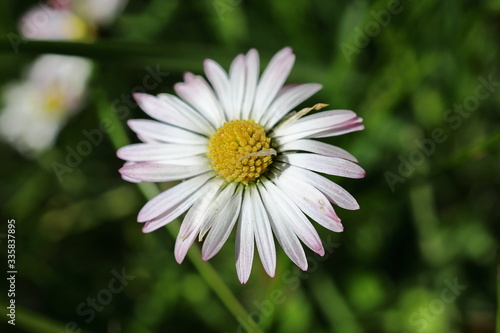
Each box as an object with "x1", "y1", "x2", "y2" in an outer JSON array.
[{"x1": 0, "y1": 0, "x2": 498, "y2": 332}]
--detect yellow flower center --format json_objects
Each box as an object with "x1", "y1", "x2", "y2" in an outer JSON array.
[
  {"x1": 65, "y1": 16, "x2": 97, "y2": 42},
  {"x1": 43, "y1": 86, "x2": 65, "y2": 115},
  {"x1": 207, "y1": 120, "x2": 276, "y2": 184}
]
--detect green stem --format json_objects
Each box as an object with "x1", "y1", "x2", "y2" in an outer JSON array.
[
  {"x1": 0, "y1": 38, "x2": 324, "y2": 82},
  {"x1": 0, "y1": 38, "x2": 202, "y2": 58},
  {"x1": 0, "y1": 303, "x2": 91, "y2": 333},
  {"x1": 0, "y1": 38, "x2": 231, "y2": 75},
  {"x1": 96, "y1": 86, "x2": 263, "y2": 333},
  {"x1": 310, "y1": 273, "x2": 362, "y2": 333}
]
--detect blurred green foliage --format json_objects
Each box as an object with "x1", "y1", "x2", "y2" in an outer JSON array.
[{"x1": 0, "y1": 0, "x2": 498, "y2": 332}]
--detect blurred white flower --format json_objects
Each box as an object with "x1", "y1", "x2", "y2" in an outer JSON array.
[
  {"x1": 72, "y1": 0, "x2": 128, "y2": 25},
  {"x1": 0, "y1": 55, "x2": 92, "y2": 154},
  {"x1": 2, "y1": 0, "x2": 128, "y2": 154},
  {"x1": 19, "y1": 5, "x2": 95, "y2": 41},
  {"x1": 2, "y1": 0, "x2": 127, "y2": 154}
]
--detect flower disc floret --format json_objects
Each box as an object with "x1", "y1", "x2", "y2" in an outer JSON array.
[{"x1": 207, "y1": 119, "x2": 274, "y2": 184}]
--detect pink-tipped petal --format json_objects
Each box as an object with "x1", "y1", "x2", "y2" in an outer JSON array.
[
  {"x1": 204, "y1": 59, "x2": 231, "y2": 118},
  {"x1": 174, "y1": 75, "x2": 226, "y2": 127},
  {"x1": 227, "y1": 54, "x2": 246, "y2": 120},
  {"x1": 279, "y1": 153, "x2": 366, "y2": 179},
  {"x1": 258, "y1": 182, "x2": 308, "y2": 270},
  {"x1": 249, "y1": 186, "x2": 276, "y2": 277},
  {"x1": 174, "y1": 225, "x2": 199, "y2": 264},
  {"x1": 240, "y1": 49, "x2": 259, "y2": 120},
  {"x1": 235, "y1": 194, "x2": 255, "y2": 284},
  {"x1": 263, "y1": 180, "x2": 325, "y2": 256},
  {"x1": 275, "y1": 172, "x2": 343, "y2": 232},
  {"x1": 133, "y1": 93, "x2": 213, "y2": 136},
  {"x1": 273, "y1": 110, "x2": 357, "y2": 138},
  {"x1": 119, "y1": 161, "x2": 211, "y2": 183},
  {"x1": 137, "y1": 173, "x2": 213, "y2": 222},
  {"x1": 117, "y1": 143, "x2": 207, "y2": 162},
  {"x1": 156, "y1": 93, "x2": 216, "y2": 135},
  {"x1": 177, "y1": 177, "x2": 225, "y2": 242},
  {"x1": 284, "y1": 165, "x2": 360, "y2": 210},
  {"x1": 308, "y1": 122, "x2": 364, "y2": 139},
  {"x1": 127, "y1": 119, "x2": 207, "y2": 145},
  {"x1": 263, "y1": 83, "x2": 322, "y2": 129},
  {"x1": 202, "y1": 184, "x2": 243, "y2": 260},
  {"x1": 252, "y1": 47, "x2": 295, "y2": 122},
  {"x1": 279, "y1": 139, "x2": 358, "y2": 162},
  {"x1": 141, "y1": 191, "x2": 202, "y2": 233},
  {"x1": 173, "y1": 178, "x2": 224, "y2": 263}
]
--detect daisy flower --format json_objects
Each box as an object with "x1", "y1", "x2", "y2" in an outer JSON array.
[{"x1": 117, "y1": 47, "x2": 365, "y2": 283}]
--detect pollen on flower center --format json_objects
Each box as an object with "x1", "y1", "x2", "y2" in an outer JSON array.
[{"x1": 207, "y1": 120, "x2": 275, "y2": 184}]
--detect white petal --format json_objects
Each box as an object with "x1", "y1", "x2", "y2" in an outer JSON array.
[
  {"x1": 277, "y1": 118, "x2": 364, "y2": 144},
  {"x1": 227, "y1": 54, "x2": 246, "y2": 120},
  {"x1": 174, "y1": 75, "x2": 226, "y2": 127},
  {"x1": 275, "y1": 172, "x2": 343, "y2": 232},
  {"x1": 280, "y1": 165, "x2": 360, "y2": 210},
  {"x1": 305, "y1": 119, "x2": 364, "y2": 138},
  {"x1": 258, "y1": 182, "x2": 308, "y2": 270},
  {"x1": 252, "y1": 47, "x2": 295, "y2": 122},
  {"x1": 198, "y1": 182, "x2": 238, "y2": 241},
  {"x1": 174, "y1": 227, "x2": 199, "y2": 264},
  {"x1": 178, "y1": 177, "x2": 225, "y2": 243},
  {"x1": 174, "y1": 178, "x2": 225, "y2": 263},
  {"x1": 202, "y1": 184, "x2": 243, "y2": 260},
  {"x1": 204, "y1": 59, "x2": 231, "y2": 119},
  {"x1": 279, "y1": 153, "x2": 365, "y2": 179},
  {"x1": 273, "y1": 110, "x2": 357, "y2": 137},
  {"x1": 262, "y1": 180, "x2": 325, "y2": 256},
  {"x1": 119, "y1": 161, "x2": 211, "y2": 183},
  {"x1": 279, "y1": 139, "x2": 358, "y2": 162},
  {"x1": 134, "y1": 93, "x2": 214, "y2": 136},
  {"x1": 149, "y1": 155, "x2": 210, "y2": 166},
  {"x1": 137, "y1": 172, "x2": 214, "y2": 222},
  {"x1": 249, "y1": 186, "x2": 276, "y2": 277},
  {"x1": 127, "y1": 119, "x2": 208, "y2": 145},
  {"x1": 156, "y1": 93, "x2": 217, "y2": 135},
  {"x1": 121, "y1": 174, "x2": 142, "y2": 183},
  {"x1": 235, "y1": 191, "x2": 255, "y2": 284},
  {"x1": 117, "y1": 143, "x2": 207, "y2": 162},
  {"x1": 119, "y1": 162, "x2": 142, "y2": 183},
  {"x1": 142, "y1": 189, "x2": 203, "y2": 233},
  {"x1": 241, "y1": 49, "x2": 259, "y2": 120},
  {"x1": 262, "y1": 83, "x2": 322, "y2": 129}
]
